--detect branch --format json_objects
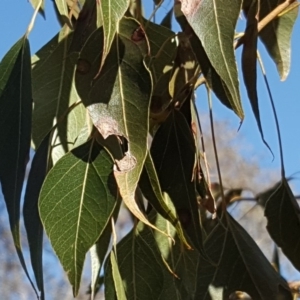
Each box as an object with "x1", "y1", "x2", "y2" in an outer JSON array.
[
  {"x1": 228, "y1": 195, "x2": 300, "y2": 204},
  {"x1": 235, "y1": 0, "x2": 298, "y2": 49},
  {"x1": 258, "y1": 0, "x2": 297, "y2": 32}
]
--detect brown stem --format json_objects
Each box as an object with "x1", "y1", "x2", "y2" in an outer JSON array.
[
  {"x1": 228, "y1": 195, "x2": 300, "y2": 204},
  {"x1": 235, "y1": 0, "x2": 297, "y2": 49},
  {"x1": 258, "y1": 0, "x2": 297, "y2": 32}
]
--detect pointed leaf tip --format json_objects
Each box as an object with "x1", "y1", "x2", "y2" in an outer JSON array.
[
  {"x1": 0, "y1": 36, "x2": 38, "y2": 297},
  {"x1": 39, "y1": 140, "x2": 118, "y2": 295},
  {"x1": 258, "y1": 0, "x2": 298, "y2": 80},
  {"x1": 265, "y1": 178, "x2": 300, "y2": 272},
  {"x1": 24, "y1": 134, "x2": 51, "y2": 299}
]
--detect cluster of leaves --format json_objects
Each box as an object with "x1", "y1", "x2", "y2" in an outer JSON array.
[{"x1": 0, "y1": 0, "x2": 300, "y2": 299}]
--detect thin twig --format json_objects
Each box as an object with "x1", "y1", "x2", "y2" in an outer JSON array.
[
  {"x1": 278, "y1": 1, "x2": 300, "y2": 16},
  {"x1": 234, "y1": 0, "x2": 297, "y2": 49},
  {"x1": 192, "y1": 100, "x2": 211, "y2": 187},
  {"x1": 146, "y1": 0, "x2": 164, "y2": 28},
  {"x1": 26, "y1": 0, "x2": 43, "y2": 37},
  {"x1": 111, "y1": 217, "x2": 118, "y2": 257},
  {"x1": 148, "y1": 33, "x2": 178, "y2": 67},
  {"x1": 206, "y1": 86, "x2": 226, "y2": 210},
  {"x1": 258, "y1": 0, "x2": 297, "y2": 32},
  {"x1": 195, "y1": 77, "x2": 206, "y2": 90},
  {"x1": 153, "y1": 0, "x2": 156, "y2": 23}
]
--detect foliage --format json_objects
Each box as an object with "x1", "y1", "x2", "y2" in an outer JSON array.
[{"x1": 0, "y1": 0, "x2": 300, "y2": 299}]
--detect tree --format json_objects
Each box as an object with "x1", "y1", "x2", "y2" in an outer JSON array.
[{"x1": 0, "y1": 0, "x2": 299, "y2": 299}]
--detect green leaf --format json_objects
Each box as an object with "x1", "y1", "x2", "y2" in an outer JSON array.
[
  {"x1": 150, "y1": 209, "x2": 200, "y2": 299},
  {"x1": 242, "y1": 3, "x2": 259, "y2": 127},
  {"x1": 196, "y1": 213, "x2": 292, "y2": 299},
  {"x1": 104, "y1": 259, "x2": 117, "y2": 300},
  {"x1": 174, "y1": 6, "x2": 239, "y2": 116},
  {"x1": 168, "y1": 35, "x2": 199, "y2": 107},
  {"x1": 90, "y1": 244, "x2": 101, "y2": 299},
  {"x1": 256, "y1": 180, "x2": 282, "y2": 207},
  {"x1": 39, "y1": 139, "x2": 118, "y2": 296},
  {"x1": 69, "y1": 0, "x2": 100, "y2": 53},
  {"x1": 104, "y1": 214, "x2": 179, "y2": 300},
  {"x1": 110, "y1": 251, "x2": 128, "y2": 300},
  {"x1": 259, "y1": 0, "x2": 298, "y2": 80},
  {"x1": 32, "y1": 25, "x2": 86, "y2": 155},
  {"x1": 29, "y1": 0, "x2": 45, "y2": 18},
  {"x1": 144, "y1": 19, "x2": 177, "y2": 85},
  {"x1": 144, "y1": 20, "x2": 177, "y2": 125},
  {"x1": 139, "y1": 154, "x2": 191, "y2": 249},
  {"x1": 189, "y1": 36, "x2": 235, "y2": 114},
  {"x1": 55, "y1": 0, "x2": 73, "y2": 28},
  {"x1": 180, "y1": 0, "x2": 243, "y2": 119},
  {"x1": 73, "y1": 122, "x2": 93, "y2": 148},
  {"x1": 161, "y1": 7, "x2": 173, "y2": 30},
  {"x1": 98, "y1": 0, "x2": 129, "y2": 71},
  {"x1": 265, "y1": 178, "x2": 300, "y2": 271},
  {"x1": 90, "y1": 199, "x2": 121, "y2": 300},
  {"x1": 242, "y1": 1, "x2": 272, "y2": 155},
  {"x1": 150, "y1": 110, "x2": 204, "y2": 254},
  {"x1": 0, "y1": 36, "x2": 38, "y2": 297},
  {"x1": 75, "y1": 17, "x2": 161, "y2": 233},
  {"x1": 24, "y1": 133, "x2": 51, "y2": 300}
]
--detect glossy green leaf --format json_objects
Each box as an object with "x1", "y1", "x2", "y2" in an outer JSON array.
[
  {"x1": 0, "y1": 36, "x2": 38, "y2": 296},
  {"x1": 39, "y1": 139, "x2": 118, "y2": 296},
  {"x1": 75, "y1": 17, "x2": 161, "y2": 233},
  {"x1": 32, "y1": 25, "x2": 86, "y2": 156},
  {"x1": 98, "y1": 0, "x2": 129, "y2": 71},
  {"x1": 196, "y1": 213, "x2": 292, "y2": 299},
  {"x1": 24, "y1": 133, "x2": 51, "y2": 300},
  {"x1": 265, "y1": 178, "x2": 300, "y2": 271},
  {"x1": 259, "y1": 0, "x2": 298, "y2": 80},
  {"x1": 104, "y1": 214, "x2": 179, "y2": 300},
  {"x1": 151, "y1": 110, "x2": 204, "y2": 254},
  {"x1": 180, "y1": 0, "x2": 243, "y2": 119}
]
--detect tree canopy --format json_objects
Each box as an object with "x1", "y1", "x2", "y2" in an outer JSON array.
[{"x1": 0, "y1": 0, "x2": 300, "y2": 299}]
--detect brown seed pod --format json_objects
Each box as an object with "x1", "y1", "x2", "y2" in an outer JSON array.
[
  {"x1": 131, "y1": 26, "x2": 145, "y2": 42},
  {"x1": 76, "y1": 59, "x2": 91, "y2": 75}
]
